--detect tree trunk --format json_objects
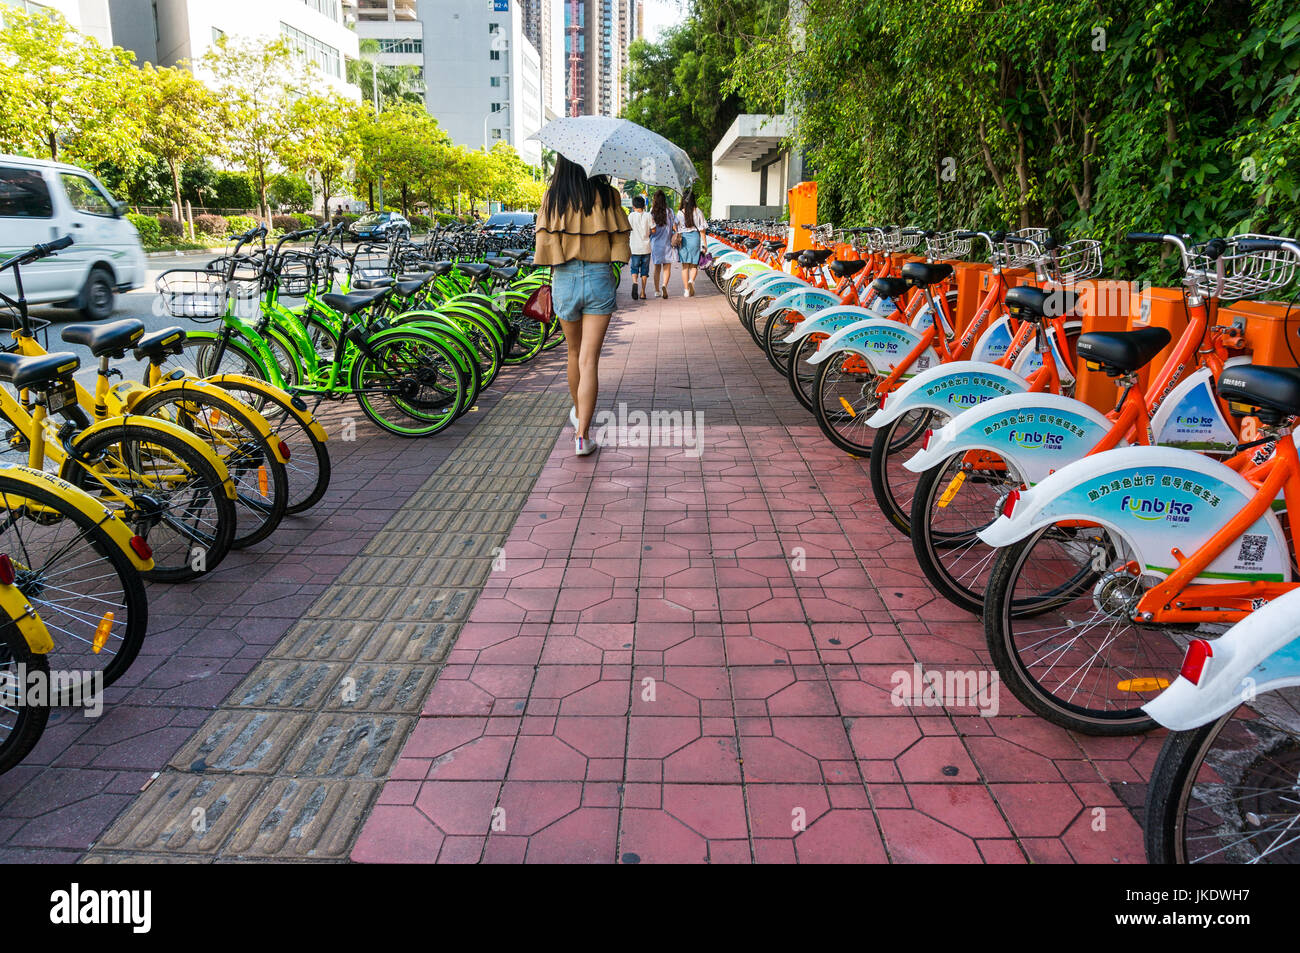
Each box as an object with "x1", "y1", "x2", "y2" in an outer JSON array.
[
  {"x1": 48, "y1": 129, "x2": 58, "y2": 161},
  {"x1": 168, "y1": 157, "x2": 183, "y2": 229}
]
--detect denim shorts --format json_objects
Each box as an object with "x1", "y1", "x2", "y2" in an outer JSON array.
[
  {"x1": 551, "y1": 260, "x2": 617, "y2": 322},
  {"x1": 679, "y1": 230, "x2": 702, "y2": 265},
  {"x1": 629, "y1": 253, "x2": 650, "y2": 277}
]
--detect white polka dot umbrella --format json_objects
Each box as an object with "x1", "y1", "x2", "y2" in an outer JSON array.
[{"x1": 530, "y1": 116, "x2": 698, "y2": 192}]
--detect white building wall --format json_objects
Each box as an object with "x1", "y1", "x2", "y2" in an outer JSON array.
[
  {"x1": 2, "y1": 0, "x2": 113, "y2": 44},
  {"x1": 153, "y1": 0, "x2": 360, "y2": 98},
  {"x1": 418, "y1": 0, "x2": 542, "y2": 167}
]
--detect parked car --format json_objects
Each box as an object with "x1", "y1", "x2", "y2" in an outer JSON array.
[
  {"x1": 482, "y1": 211, "x2": 536, "y2": 237},
  {"x1": 349, "y1": 211, "x2": 411, "y2": 242},
  {"x1": 0, "y1": 154, "x2": 146, "y2": 320}
]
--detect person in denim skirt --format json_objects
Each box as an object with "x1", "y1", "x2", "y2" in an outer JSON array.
[
  {"x1": 534, "y1": 155, "x2": 632, "y2": 457},
  {"x1": 675, "y1": 190, "x2": 708, "y2": 296}
]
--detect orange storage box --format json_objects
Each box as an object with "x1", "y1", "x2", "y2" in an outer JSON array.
[
  {"x1": 1127, "y1": 285, "x2": 1189, "y2": 384},
  {"x1": 1072, "y1": 280, "x2": 1140, "y2": 413},
  {"x1": 951, "y1": 261, "x2": 991, "y2": 333},
  {"x1": 787, "y1": 181, "x2": 817, "y2": 252},
  {"x1": 1216, "y1": 300, "x2": 1300, "y2": 369}
]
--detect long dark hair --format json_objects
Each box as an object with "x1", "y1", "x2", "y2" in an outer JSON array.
[
  {"x1": 651, "y1": 190, "x2": 669, "y2": 227},
  {"x1": 543, "y1": 155, "x2": 619, "y2": 219},
  {"x1": 681, "y1": 190, "x2": 699, "y2": 228}
]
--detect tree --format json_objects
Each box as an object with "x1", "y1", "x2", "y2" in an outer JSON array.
[
  {"x1": 268, "y1": 173, "x2": 313, "y2": 212},
  {"x1": 213, "y1": 171, "x2": 258, "y2": 211},
  {"x1": 357, "y1": 101, "x2": 452, "y2": 216},
  {"x1": 348, "y1": 39, "x2": 426, "y2": 109},
  {"x1": 281, "y1": 94, "x2": 364, "y2": 214},
  {"x1": 201, "y1": 36, "x2": 313, "y2": 223},
  {"x1": 135, "y1": 63, "x2": 220, "y2": 221},
  {"x1": 0, "y1": 7, "x2": 146, "y2": 168}
]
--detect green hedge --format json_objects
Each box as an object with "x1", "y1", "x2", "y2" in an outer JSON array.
[{"x1": 126, "y1": 212, "x2": 161, "y2": 246}]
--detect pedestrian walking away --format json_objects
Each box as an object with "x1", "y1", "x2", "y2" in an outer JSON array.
[
  {"x1": 533, "y1": 154, "x2": 631, "y2": 457},
  {"x1": 675, "y1": 189, "x2": 708, "y2": 296},
  {"x1": 648, "y1": 189, "x2": 678, "y2": 298},
  {"x1": 627, "y1": 194, "x2": 651, "y2": 301}
]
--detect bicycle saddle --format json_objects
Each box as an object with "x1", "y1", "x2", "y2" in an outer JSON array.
[
  {"x1": 805, "y1": 249, "x2": 834, "y2": 264},
  {"x1": 1219, "y1": 365, "x2": 1300, "y2": 420},
  {"x1": 782, "y1": 251, "x2": 801, "y2": 262},
  {"x1": 319, "y1": 287, "x2": 389, "y2": 315},
  {"x1": 133, "y1": 327, "x2": 187, "y2": 363},
  {"x1": 489, "y1": 267, "x2": 519, "y2": 281},
  {"x1": 830, "y1": 259, "x2": 868, "y2": 278},
  {"x1": 0, "y1": 351, "x2": 79, "y2": 388},
  {"x1": 1075, "y1": 327, "x2": 1171, "y2": 374},
  {"x1": 500, "y1": 249, "x2": 529, "y2": 261},
  {"x1": 352, "y1": 276, "x2": 395, "y2": 290},
  {"x1": 394, "y1": 278, "x2": 426, "y2": 296},
  {"x1": 1004, "y1": 285, "x2": 1080, "y2": 319},
  {"x1": 429, "y1": 261, "x2": 455, "y2": 276},
  {"x1": 399, "y1": 271, "x2": 436, "y2": 285},
  {"x1": 765, "y1": 241, "x2": 786, "y2": 252},
  {"x1": 456, "y1": 262, "x2": 492, "y2": 279},
  {"x1": 871, "y1": 277, "x2": 909, "y2": 299},
  {"x1": 901, "y1": 262, "x2": 954, "y2": 287},
  {"x1": 484, "y1": 257, "x2": 513, "y2": 267},
  {"x1": 61, "y1": 318, "x2": 146, "y2": 358}
]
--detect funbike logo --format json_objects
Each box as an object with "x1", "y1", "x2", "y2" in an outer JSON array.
[
  {"x1": 1006, "y1": 428, "x2": 1064, "y2": 450},
  {"x1": 947, "y1": 391, "x2": 985, "y2": 407},
  {"x1": 1120, "y1": 494, "x2": 1194, "y2": 523},
  {"x1": 592, "y1": 403, "x2": 706, "y2": 458}
]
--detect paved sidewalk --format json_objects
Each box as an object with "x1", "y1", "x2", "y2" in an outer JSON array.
[{"x1": 352, "y1": 278, "x2": 1157, "y2": 864}]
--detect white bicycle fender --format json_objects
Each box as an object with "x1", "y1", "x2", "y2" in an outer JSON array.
[
  {"x1": 804, "y1": 318, "x2": 933, "y2": 375},
  {"x1": 742, "y1": 275, "x2": 808, "y2": 302},
  {"x1": 977, "y1": 446, "x2": 1289, "y2": 587},
  {"x1": 782, "y1": 306, "x2": 876, "y2": 345},
  {"x1": 865, "y1": 361, "x2": 1029, "y2": 428},
  {"x1": 1144, "y1": 587, "x2": 1300, "y2": 731},
  {"x1": 759, "y1": 287, "x2": 841, "y2": 319},
  {"x1": 903, "y1": 392, "x2": 1115, "y2": 483}
]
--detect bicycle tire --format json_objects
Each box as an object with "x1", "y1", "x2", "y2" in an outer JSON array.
[
  {"x1": 868, "y1": 409, "x2": 935, "y2": 536},
  {"x1": 131, "y1": 389, "x2": 288, "y2": 548},
  {"x1": 0, "y1": 473, "x2": 147, "y2": 700},
  {"x1": 0, "y1": 625, "x2": 49, "y2": 775},
  {"x1": 350, "y1": 331, "x2": 467, "y2": 437},
  {"x1": 63, "y1": 423, "x2": 237, "y2": 582}
]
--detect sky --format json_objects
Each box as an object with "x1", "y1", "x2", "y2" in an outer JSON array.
[{"x1": 640, "y1": 0, "x2": 683, "y2": 42}]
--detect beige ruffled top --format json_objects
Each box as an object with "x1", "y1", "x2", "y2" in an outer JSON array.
[{"x1": 534, "y1": 194, "x2": 632, "y2": 266}]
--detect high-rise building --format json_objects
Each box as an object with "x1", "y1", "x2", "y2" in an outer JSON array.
[
  {"x1": 2, "y1": 0, "x2": 113, "y2": 44},
  {"x1": 107, "y1": 0, "x2": 360, "y2": 99},
  {"x1": 519, "y1": 0, "x2": 564, "y2": 119},
  {"x1": 563, "y1": 0, "x2": 635, "y2": 117},
  {"x1": 356, "y1": 0, "x2": 544, "y2": 166}
]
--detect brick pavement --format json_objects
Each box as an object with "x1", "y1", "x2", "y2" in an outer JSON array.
[{"x1": 349, "y1": 277, "x2": 1157, "y2": 864}]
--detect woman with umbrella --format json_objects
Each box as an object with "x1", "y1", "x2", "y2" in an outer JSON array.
[{"x1": 533, "y1": 155, "x2": 632, "y2": 457}]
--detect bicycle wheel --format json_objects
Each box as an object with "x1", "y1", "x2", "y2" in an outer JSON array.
[
  {"x1": 207, "y1": 379, "x2": 331, "y2": 515},
  {"x1": 983, "y1": 524, "x2": 1180, "y2": 734},
  {"x1": 0, "y1": 624, "x2": 49, "y2": 775},
  {"x1": 0, "y1": 474, "x2": 146, "y2": 700},
  {"x1": 869, "y1": 408, "x2": 937, "y2": 536},
  {"x1": 786, "y1": 334, "x2": 823, "y2": 412},
  {"x1": 171, "y1": 334, "x2": 271, "y2": 383},
  {"x1": 63, "y1": 423, "x2": 237, "y2": 582},
  {"x1": 761, "y1": 309, "x2": 800, "y2": 374},
  {"x1": 350, "y1": 331, "x2": 468, "y2": 437},
  {"x1": 910, "y1": 449, "x2": 1025, "y2": 611},
  {"x1": 131, "y1": 389, "x2": 288, "y2": 548},
  {"x1": 302, "y1": 313, "x2": 341, "y2": 367},
  {"x1": 812, "y1": 354, "x2": 882, "y2": 456},
  {"x1": 1146, "y1": 689, "x2": 1300, "y2": 864}
]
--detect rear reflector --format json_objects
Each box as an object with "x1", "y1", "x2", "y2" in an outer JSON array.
[
  {"x1": 1001, "y1": 489, "x2": 1021, "y2": 519},
  {"x1": 0, "y1": 553, "x2": 14, "y2": 586},
  {"x1": 921, "y1": 428, "x2": 933, "y2": 450},
  {"x1": 277, "y1": 440, "x2": 291, "y2": 461},
  {"x1": 1180, "y1": 639, "x2": 1214, "y2": 685},
  {"x1": 129, "y1": 536, "x2": 153, "y2": 561}
]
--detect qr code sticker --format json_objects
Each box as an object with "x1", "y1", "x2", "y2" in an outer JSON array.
[{"x1": 1237, "y1": 533, "x2": 1267, "y2": 564}]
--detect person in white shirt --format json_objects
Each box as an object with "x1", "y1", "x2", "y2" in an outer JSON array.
[
  {"x1": 626, "y1": 194, "x2": 652, "y2": 301},
  {"x1": 674, "y1": 190, "x2": 708, "y2": 297}
]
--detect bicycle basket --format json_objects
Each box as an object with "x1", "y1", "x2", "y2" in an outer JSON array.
[
  {"x1": 274, "y1": 252, "x2": 315, "y2": 297},
  {"x1": 925, "y1": 230, "x2": 973, "y2": 261},
  {"x1": 156, "y1": 269, "x2": 260, "y2": 321},
  {"x1": 880, "y1": 227, "x2": 924, "y2": 253},
  {"x1": 1051, "y1": 239, "x2": 1104, "y2": 282},
  {"x1": 1189, "y1": 233, "x2": 1299, "y2": 301},
  {"x1": 350, "y1": 244, "x2": 391, "y2": 282}
]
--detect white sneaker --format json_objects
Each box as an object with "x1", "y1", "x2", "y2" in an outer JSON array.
[
  {"x1": 569, "y1": 406, "x2": 579, "y2": 429},
  {"x1": 575, "y1": 436, "x2": 599, "y2": 457}
]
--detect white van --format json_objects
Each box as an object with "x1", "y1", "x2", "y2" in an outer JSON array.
[{"x1": 0, "y1": 154, "x2": 147, "y2": 319}]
